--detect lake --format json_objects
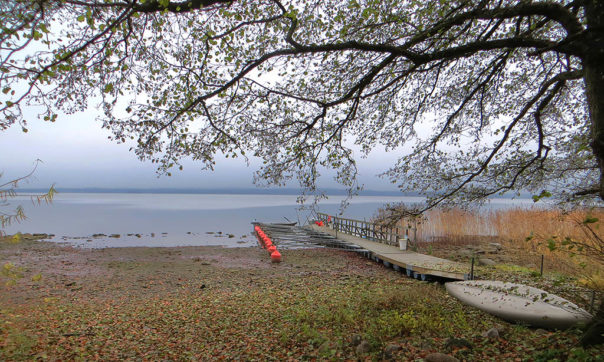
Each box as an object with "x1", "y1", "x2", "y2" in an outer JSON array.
[{"x1": 4, "y1": 192, "x2": 533, "y2": 248}]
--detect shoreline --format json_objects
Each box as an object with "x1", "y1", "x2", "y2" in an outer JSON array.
[{"x1": 4, "y1": 231, "x2": 263, "y2": 249}]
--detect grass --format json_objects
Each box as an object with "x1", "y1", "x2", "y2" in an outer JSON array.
[{"x1": 3, "y1": 275, "x2": 599, "y2": 360}]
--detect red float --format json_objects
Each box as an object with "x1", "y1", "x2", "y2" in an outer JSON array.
[
  {"x1": 254, "y1": 225, "x2": 283, "y2": 263},
  {"x1": 270, "y1": 250, "x2": 282, "y2": 263}
]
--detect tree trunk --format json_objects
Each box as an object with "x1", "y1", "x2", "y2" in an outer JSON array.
[
  {"x1": 585, "y1": 0, "x2": 604, "y2": 200},
  {"x1": 581, "y1": 298, "x2": 604, "y2": 347},
  {"x1": 582, "y1": 2, "x2": 604, "y2": 346}
]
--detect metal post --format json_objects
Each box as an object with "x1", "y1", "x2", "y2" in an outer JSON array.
[
  {"x1": 540, "y1": 254, "x2": 544, "y2": 276},
  {"x1": 470, "y1": 257, "x2": 475, "y2": 280},
  {"x1": 590, "y1": 290, "x2": 596, "y2": 314},
  {"x1": 413, "y1": 218, "x2": 418, "y2": 244},
  {"x1": 335, "y1": 217, "x2": 338, "y2": 238}
]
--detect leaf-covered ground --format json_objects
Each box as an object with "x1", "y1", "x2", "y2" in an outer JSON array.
[{"x1": 1, "y1": 237, "x2": 602, "y2": 360}]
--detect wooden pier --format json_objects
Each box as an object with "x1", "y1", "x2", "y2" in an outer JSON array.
[
  {"x1": 254, "y1": 221, "x2": 470, "y2": 281},
  {"x1": 316, "y1": 212, "x2": 412, "y2": 246},
  {"x1": 308, "y1": 224, "x2": 469, "y2": 281}
]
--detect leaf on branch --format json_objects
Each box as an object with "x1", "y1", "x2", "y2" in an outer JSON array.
[{"x1": 532, "y1": 190, "x2": 552, "y2": 202}]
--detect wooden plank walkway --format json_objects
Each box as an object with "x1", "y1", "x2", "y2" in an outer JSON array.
[
  {"x1": 254, "y1": 222, "x2": 469, "y2": 281},
  {"x1": 307, "y1": 224, "x2": 470, "y2": 281},
  {"x1": 252, "y1": 222, "x2": 366, "y2": 250}
]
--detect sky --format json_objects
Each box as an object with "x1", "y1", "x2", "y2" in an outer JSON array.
[
  {"x1": 1, "y1": 106, "x2": 403, "y2": 192},
  {"x1": 0, "y1": 13, "x2": 407, "y2": 194}
]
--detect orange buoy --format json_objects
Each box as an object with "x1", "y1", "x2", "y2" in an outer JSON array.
[
  {"x1": 267, "y1": 245, "x2": 277, "y2": 253},
  {"x1": 264, "y1": 239, "x2": 273, "y2": 248},
  {"x1": 270, "y1": 250, "x2": 281, "y2": 263}
]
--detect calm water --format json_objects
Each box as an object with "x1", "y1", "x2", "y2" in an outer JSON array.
[{"x1": 4, "y1": 193, "x2": 533, "y2": 248}]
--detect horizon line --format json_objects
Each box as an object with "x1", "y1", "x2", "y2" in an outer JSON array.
[{"x1": 15, "y1": 187, "x2": 532, "y2": 199}]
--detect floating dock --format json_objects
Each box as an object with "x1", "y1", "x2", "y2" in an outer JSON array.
[
  {"x1": 252, "y1": 222, "x2": 366, "y2": 251},
  {"x1": 254, "y1": 222, "x2": 469, "y2": 281}
]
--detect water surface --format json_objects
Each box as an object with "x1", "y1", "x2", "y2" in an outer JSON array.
[{"x1": 5, "y1": 193, "x2": 533, "y2": 248}]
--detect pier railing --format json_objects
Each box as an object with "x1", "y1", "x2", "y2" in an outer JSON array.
[{"x1": 316, "y1": 212, "x2": 410, "y2": 247}]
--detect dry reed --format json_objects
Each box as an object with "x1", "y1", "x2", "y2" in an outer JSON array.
[
  {"x1": 398, "y1": 206, "x2": 604, "y2": 278},
  {"x1": 414, "y1": 208, "x2": 494, "y2": 244}
]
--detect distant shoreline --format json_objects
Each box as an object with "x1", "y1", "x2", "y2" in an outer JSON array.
[
  {"x1": 16, "y1": 187, "x2": 411, "y2": 196},
  {"x1": 16, "y1": 187, "x2": 532, "y2": 199}
]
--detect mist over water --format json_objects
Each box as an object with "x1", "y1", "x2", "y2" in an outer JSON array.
[{"x1": 5, "y1": 193, "x2": 533, "y2": 248}]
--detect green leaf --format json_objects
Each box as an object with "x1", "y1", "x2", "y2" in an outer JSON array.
[
  {"x1": 104, "y1": 83, "x2": 114, "y2": 93},
  {"x1": 532, "y1": 190, "x2": 552, "y2": 202}
]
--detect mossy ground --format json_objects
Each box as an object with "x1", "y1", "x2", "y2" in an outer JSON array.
[{"x1": 1, "y1": 237, "x2": 602, "y2": 360}]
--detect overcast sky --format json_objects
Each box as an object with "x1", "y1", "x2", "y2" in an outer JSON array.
[{"x1": 1, "y1": 107, "x2": 402, "y2": 192}]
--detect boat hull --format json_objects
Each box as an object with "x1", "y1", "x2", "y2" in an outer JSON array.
[{"x1": 446, "y1": 280, "x2": 592, "y2": 329}]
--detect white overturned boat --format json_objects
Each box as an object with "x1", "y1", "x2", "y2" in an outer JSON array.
[{"x1": 446, "y1": 280, "x2": 592, "y2": 329}]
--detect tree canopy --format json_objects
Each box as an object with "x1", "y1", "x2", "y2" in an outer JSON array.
[{"x1": 2, "y1": 0, "x2": 603, "y2": 209}]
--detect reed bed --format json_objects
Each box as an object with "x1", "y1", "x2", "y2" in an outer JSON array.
[
  {"x1": 395, "y1": 206, "x2": 604, "y2": 279},
  {"x1": 491, "y1": 208, "x2": 604, "y2": 251},
  {"x1": 412, "y1": 207, "x2": 604, "y2": 251},
  {"x1": 413, "y1": 208, "x2": 495, "y2": 244}
]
